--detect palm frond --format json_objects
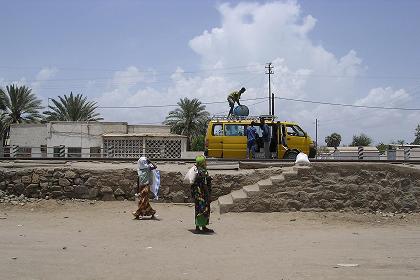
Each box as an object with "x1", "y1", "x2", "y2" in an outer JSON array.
[
  {"x1": 0, "y1": 84, "x2": 43, "y2": 124},
  {"x1": 43, "y1": 92, "x2": 103, "y2": 121}
]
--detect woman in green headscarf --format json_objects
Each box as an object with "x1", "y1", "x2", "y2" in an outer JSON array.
[{"x1": 191, "y1": 155, "x2": 213, "y2": 233}]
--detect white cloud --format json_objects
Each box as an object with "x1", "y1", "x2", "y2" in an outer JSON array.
[
  {"x1": 355, "y1": 87, "x2": 410, "y2": 107},
  {"x1": 35, "y1": 67, "x2": 58, "y2": 81},
  {"x1": 31, "y1": 67, "x2": 58, "y2": 99},
  {"x1": 95, "y1": 1, "x2": 419, "y2": 144},
  {"x1": 110, "y1": 66, "x2": 155, "y2": 90}
]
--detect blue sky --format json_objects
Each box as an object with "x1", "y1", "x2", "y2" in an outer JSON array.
[{"x1": 1, "y1": 0, "x2": 420, "y2": 145}]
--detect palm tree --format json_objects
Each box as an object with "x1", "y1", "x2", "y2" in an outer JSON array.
[
  {"x1": 0, "y1": 113, "x2": 8, "y2": 147},
  {"x1": 0, "y1": 84, "x2": 43, "y2": 123},
  {"x1": 0, "y1": 84, "x2": 43, "y2": 146},
  {"x1": 164, "y1": 97, "x2": 210, "y2": 150},
  {"x1": 43, "y1": 92, "x2": 103, "y2": 121}
]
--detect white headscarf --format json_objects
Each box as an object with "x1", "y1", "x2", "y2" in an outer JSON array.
[{"x1": 137, "y1": 156, "x2": 150, "y2": 170}]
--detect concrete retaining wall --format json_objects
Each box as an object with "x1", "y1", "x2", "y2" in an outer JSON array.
[
  {"x1": 1, "y1": 163, "x2": 420, "y2": 213},
  {"x1": 0, "y1": 167, "x2": 281, "y2": 203},
  {"x1": 242, "y1": 163, "x2": 420, "y2": 213}
]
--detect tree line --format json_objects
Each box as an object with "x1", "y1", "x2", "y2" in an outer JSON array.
[
  {"x1": 0, "y1": 84, "x2": 210, "y2": 151},
  {"x1": 324, "y1": 126, "x2": 420, "y2": 154},
  {"x1": 0, "y1": 84, "x2": 103, "y2": 146},
  {"x1": 14, "y1": 82, "x2": 420, "y2": 154}
]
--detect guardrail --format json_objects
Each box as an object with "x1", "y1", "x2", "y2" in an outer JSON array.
[
  {"x1": 316, "y1": 146, "x2": 420, "y2": 161},
  {"x1": 0, "y1": 146, "x2": 177, "y2": 159},
  {"x1": 2, "y1": 145, "x2": 420, "y2": 162}
]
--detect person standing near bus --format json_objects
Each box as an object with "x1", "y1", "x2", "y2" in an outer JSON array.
[
  {"x1": 246, "y1": 121, "x2": 257, "y2": 159},
  {"x1": 260, "y1": 118, "x2": 271, "y2": 159}
]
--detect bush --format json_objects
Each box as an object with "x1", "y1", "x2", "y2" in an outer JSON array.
[
  {"x1": 190, "y1": 135, "x2": 205, "y2": 151},
  {"x1": 350, "y1": 133, "x2": 372, "y2": 146},
  {"x1": 325, "y1": 133, "x2": 341, "y2": 148}
]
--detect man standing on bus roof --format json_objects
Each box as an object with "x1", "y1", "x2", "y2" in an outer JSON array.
[
  {"x1": 227, "y1": 87, "x2": 246, "y2": 116},
  {"x1": 260, "y1": 118, "x2": 271, "y2": 159}
]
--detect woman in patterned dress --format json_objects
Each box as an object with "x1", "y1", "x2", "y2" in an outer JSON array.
[
  {"x1": 132, "y1": 156, "x2": 157, "y2": 219},
  {"x1": 191, "y1": 155, "x2": 214, "y2": 233}
]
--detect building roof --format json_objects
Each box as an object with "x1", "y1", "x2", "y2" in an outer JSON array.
[
  {"x1": 10, "y1": 123, "x2": 46, "y2": 128},
  {"x1": 336, "y1": 147, "x2": 379, "y2": 151},
  {"x1": 102, "y1": 133, "x2": 187, "y2": 138}
]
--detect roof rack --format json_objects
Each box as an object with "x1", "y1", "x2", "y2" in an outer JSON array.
[{"x1": 211, "y1": 115, "x2": 277, "y2": 121}]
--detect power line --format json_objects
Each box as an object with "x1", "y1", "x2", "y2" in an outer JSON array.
[
  {"x1": 0, "y1": 64, "x2": 256, "y2": 73},
  {"x1": 282, "y1": 73, "x2": 420, "y2": 81},
  {"x1": 2, "y1": 65, "x2": 420, "y2": 83},
  {"x1": 317, "y1": 83, "x2": 420, "y2": 125},
  {"x1": 0, "y1": 70, "x2": 266, "y2": 84},
  {"x1": 275, "y1": 96, "x2": 420, "y2": 111},
  {"x1": 98, "y1": 97, "x2": 267, "y2": 109},
  {"x1": 97, "y1": 94, "x2": 420, "y2": 111}
]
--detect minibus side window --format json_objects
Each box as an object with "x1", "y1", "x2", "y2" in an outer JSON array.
[
  {"x1": 212, "y1": 124, "x2": 223, "y2": 136},
  {"x1": 224, "y1": 124, "x2": 245, "y2": 136},
  {"x1": 286, "y1": 125, "x2": 305, "y2": 137}
]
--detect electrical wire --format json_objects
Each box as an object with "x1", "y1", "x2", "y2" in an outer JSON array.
[
  {"x1": 274, "y1": 96, "x2": 420, "y2": 111},
  {"x1": 2, "y1": 65, "x2": 420, "y2": 83},
  {"x1": 97, "y1": 97, "x2": 267, "y2": 109}
]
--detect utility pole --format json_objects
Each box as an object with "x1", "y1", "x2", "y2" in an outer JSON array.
[
  {"x1": 272, "y1": 93, "x2": 275, "y2": 116},
  {"x1": 315, "y1": 118, "x2": 318, "y2": 148},
  {"x1": 265, "y1": 63, "x2": 274, "y2": 115}
]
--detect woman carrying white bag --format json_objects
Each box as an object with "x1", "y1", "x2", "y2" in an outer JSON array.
[{"x1": 132, "y1": 156, "x2": 159, "y2": 220}]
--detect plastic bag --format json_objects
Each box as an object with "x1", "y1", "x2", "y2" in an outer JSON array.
[
  {"x1": 184, "y1": 166, "x2": 197, "y2": 184},
  {"x1": 295, "y1": 152, "x2": 310, "y2": 166},
  {"x1": 151, "y1": 170, "x2": 160, "y2": 199}
]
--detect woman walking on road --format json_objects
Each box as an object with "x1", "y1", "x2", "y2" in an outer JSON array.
[
  {"x1": 132, "y1": 156, "x2": 157, "y2": 219},
  {"x1": 191, "y1": 156, "x2": 214, "y2": 233}
]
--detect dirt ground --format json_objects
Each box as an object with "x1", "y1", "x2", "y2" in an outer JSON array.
[{"x1": 1, "y1": 201, "x2": 419, "y2": 280}]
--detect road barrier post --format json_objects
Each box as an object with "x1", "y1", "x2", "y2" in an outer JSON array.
[
  {"x1": 12, "y1": 145, "x2": 19, "y2": 158},
  {"x1": 59, "y1": 145, "x2": 65, "y2": 157},
  {"x1": 358, "y1": 146, "x2": 364, "y2": 160},
  {"x1": 404, "y1": 147, "x2": 411, "y2": 161}
]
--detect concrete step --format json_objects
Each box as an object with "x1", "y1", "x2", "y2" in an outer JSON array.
[
  {"x1": 210, "y1": 200, "x2": 220, "y2": 214},
  {"x1": 218, "y1": 194, "x2": 234, "y2": 214},
  {"x1": 282, "y1": 170, "x2": 298, "y2": 179},
  {"x1": 257, "y1": 179, "x2": 273, "y2": 191},
  {"x1": 282, "y1": 166, "x2": 295, "y2": 172},
  {"x1": 293, "y1": 165, "x2": 311, "y2": 171},
  {"x1": 270, "y1": 174, "x2": 285, "y2": 184},
  {"x1": 231, "y1": 189, "x2": 248, "y2": 201},
  {"x1": 243, "y1": 184, "x2": 260, "y2": 197}
]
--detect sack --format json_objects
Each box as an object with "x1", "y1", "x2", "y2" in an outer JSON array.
[
  {"x1": 151, "y1": 170, "x2": 160, "y2": 199},
  {"x1": 295, "y1": 152, "x2": 310, "y2": 166},
  {"x1": 184, "y1": 166, "x2": 197, "y2": 184}
]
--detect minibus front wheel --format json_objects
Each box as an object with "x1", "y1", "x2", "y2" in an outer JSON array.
[{"x1": 283, "y1": 149, "x2": 299, "y2": 160}]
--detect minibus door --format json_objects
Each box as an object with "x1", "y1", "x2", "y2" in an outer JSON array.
[
  {"x1": 278, "y1": 124, "x2": 288, "y2": 158},
  {"x1": 209, "y1": 123, "x2": 223, "y2": 157},
  {"x1": 285, "y1": 124, "x2": 307, "y2": 153}
]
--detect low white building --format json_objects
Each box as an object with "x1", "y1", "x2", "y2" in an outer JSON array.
[
  {"x1": 386, "y1": 145, "x2": 420, "y2": 161},
  {"x1": 8, "y1": 121, "x2": 187, "y2": 159},
  {"x1": 316, "y1": 146, "x2": 380, "y2": 160}
]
